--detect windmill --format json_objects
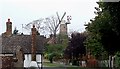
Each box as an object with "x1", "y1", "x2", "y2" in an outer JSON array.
[
  {"x1": 57, "y1": 12, "x2": 72, "y2": 43},
  {"x1": 58, "y1": 13, "x2": 71, "y2": 35}
]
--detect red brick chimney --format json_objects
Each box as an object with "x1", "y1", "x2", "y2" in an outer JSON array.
[
  {"x1": 6, "y1": 18, "x2": 12, "y2": 36},
  {"x1": 31, "y1": 24, "x2": 37, "y2": 61}
]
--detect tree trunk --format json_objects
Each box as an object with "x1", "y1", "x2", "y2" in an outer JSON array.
[
  {"x1": 53, "y1": 32, "x2": 56, "y2": 44},
  {"x1": 109, "y1": 55, "x2": 112, "y2": 68}
]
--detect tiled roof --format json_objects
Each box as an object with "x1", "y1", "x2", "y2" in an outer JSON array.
[{"x1": 2, "y1": 35, "x2": 46, "y2": 54}]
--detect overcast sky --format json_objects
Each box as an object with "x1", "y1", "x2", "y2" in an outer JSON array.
[{"x1": 0, "y1": 0, "x2": 99, "y2": 35}]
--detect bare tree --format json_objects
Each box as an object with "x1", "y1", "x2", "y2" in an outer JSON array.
[
  {"x1": 42, "y1": 12, "x2": 66, "y2": 44},
  {"x1": 44, "y1": 16, "x2": 59, "y2": 37},
  {"x1": 23, "y1": 18, "x2": 44, "y2": 35},
  {"x1": 44, "y1": 12, "x2": 66, "y2": 37},
  {"x1": 23, "y1": 12, "x2": 66, "y2": 38}
]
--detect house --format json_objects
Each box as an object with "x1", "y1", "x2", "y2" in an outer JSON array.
[{"x1": 0, "y1": 19, "x2": 46, "y2": 69}]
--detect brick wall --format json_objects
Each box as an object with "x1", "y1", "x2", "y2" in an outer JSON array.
[{"x1": 1, "y1": 56, "x2": 14, "y2": 69}]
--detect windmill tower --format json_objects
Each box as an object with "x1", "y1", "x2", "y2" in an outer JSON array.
[
  {"x1": 58, "y1": 14, "x2": 71, "y2": 44},
  {"x1": 59, "y1": 15, "x2": 71, "y2": 35},
  {"x1": 60, "y1": 20, "x2": 67, "y2": 35}
]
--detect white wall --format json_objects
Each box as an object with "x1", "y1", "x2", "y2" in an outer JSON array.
[{"x1": 24, "y1": 54, "x2": 41, "y2": 68}]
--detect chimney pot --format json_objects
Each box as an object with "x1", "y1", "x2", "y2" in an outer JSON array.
[
  {"x1": 8, "y1": 18, "x2": 10, "y2": 22},
  {"x1": 33, "y1": 24, "x2": 35, "y2": 28}
]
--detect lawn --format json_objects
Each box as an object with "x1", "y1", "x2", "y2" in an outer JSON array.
[
  {"x1": 43, "y1": 59, "x2": 111, "y2": 69},
  {"x1": 43, "y1": 62, "x2": 95, "y2": 69},
  {"x1": 43, "y1": 62, "x2": 65, "y2": 67},
  {"x1": 43, "y1": 62, "x2": 111, "y2": 69}
]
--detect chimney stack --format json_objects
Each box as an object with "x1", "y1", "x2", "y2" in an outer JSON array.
[
  {"x1": 31, "y1": 25, "x2": 37, "y2": 61},
  {"x1": 6, "y1": 18, "x2": 12, "y2": 36}
]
